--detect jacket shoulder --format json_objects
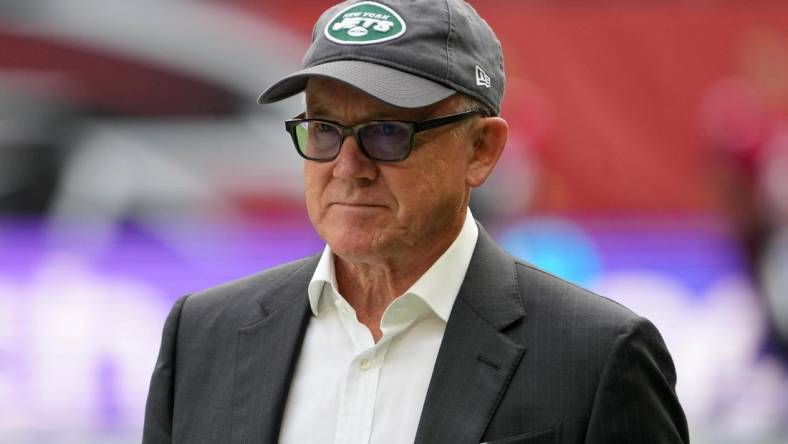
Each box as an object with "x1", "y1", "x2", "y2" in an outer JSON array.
[
  {"x1": 514, "y1": 259, "x2": 643, "y2": 331},
  {"x1": 180, "y1": 254, "x2": 319, "y2": 328},
  {"x1": 492, "y1": 260, "x2": 685, "y2": 442}
]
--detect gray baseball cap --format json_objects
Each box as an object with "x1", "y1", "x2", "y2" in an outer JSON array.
[{"x1": 258, "y1": 0, "x2": 505, "y2": 115}]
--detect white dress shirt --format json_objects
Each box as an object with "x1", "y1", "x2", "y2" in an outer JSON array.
[{"x1": 278, "y1": 210, "x2": 479, "y2": 444}]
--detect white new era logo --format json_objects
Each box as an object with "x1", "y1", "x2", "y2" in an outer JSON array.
[{"x1": 475, "y1": 65, "x2": 491, "y2": 88}]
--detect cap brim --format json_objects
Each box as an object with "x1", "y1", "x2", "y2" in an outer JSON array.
[{"x1": 258, "y1": 60, "x2": 455, "y2": 109}]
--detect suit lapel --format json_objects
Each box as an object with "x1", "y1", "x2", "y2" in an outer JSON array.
[
  {"x1": 415, "y1": 226, "x2": 527, "y2": 444},
  {"x1": 231, "y1": 258, "x2": 317, "y2": 444}
]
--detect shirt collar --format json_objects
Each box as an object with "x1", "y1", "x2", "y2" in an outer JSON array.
[
  {"x1": 308, "y1": 243, "x2": 338, "y2": 315},
  {"x1": 308, "y1": 209, "x2": 479, "y2": 322}
]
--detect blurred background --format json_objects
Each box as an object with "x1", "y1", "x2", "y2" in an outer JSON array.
[{"x1": 0, "y1": 0, "x2": 786, "y2": 442}]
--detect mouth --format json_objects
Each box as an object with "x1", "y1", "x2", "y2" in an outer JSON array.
[
  {"x1": 329, "y1": 202, "x2": 388, "y2": 210},
  {"x1": 329, "y1": 202, "x2": 388, "y2": 209}
]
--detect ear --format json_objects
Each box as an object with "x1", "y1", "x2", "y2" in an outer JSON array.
[{"x1": 465, "y1": 117, "x2": 508, "y2": 188}]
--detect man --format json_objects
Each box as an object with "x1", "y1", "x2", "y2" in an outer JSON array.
[{"x1": 143, "y1": 1, "x2": 689, "y2": 443}]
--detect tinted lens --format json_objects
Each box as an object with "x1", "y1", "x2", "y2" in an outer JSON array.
[
  {"x1": 359, "y1": 122, "x2": 411, "y2": 161},
  {"x1": 297, "y1": 121, "x2": 341, "y2": 159}
]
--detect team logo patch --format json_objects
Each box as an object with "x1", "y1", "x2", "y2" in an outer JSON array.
[{"x1": 324, "y1": 1, "x2": 406, "y2": 45}]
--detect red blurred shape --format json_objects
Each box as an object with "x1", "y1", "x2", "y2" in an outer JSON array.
[{"x1": 0, "y1": 29, "x2": 237, "y2": 116}]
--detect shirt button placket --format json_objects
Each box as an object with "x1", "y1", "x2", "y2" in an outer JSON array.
[{"x1": 356, "y1": 354, "x2": 378, "y2": 444}]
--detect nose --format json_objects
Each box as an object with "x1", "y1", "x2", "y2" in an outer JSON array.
[{"x1": 331, "y1": 135, "x2": 378, "y2": 182}]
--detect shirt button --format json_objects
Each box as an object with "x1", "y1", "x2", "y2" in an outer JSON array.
[{"x1": 359, "y1": 358, "x2": 371, "y2": 371}]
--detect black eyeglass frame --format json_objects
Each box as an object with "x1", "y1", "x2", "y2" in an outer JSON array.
[{"x1": 284, "y1": 110, "x2": 486, "y2": 162}]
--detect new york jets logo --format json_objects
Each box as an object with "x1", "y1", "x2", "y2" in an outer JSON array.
[{"x1": 324, "y1": 1, "x2": 406, "y2": 45}]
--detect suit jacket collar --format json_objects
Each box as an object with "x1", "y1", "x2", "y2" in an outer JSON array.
[
  {"x1": 232, "y1": 256, "x2": 318, "y2": 444},
  {"x1": 231, "y1": 223, "x2": 525, "y2": 444},
  {"x1": 415, "y1": 225, "x2": 527, "y2": 444},
  {"x1": 455, "y1": 224, "x2": 525, "y2": 330}
]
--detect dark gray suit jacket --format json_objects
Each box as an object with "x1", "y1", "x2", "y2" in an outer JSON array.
[{"x1": 143, "y1": 226, "x2": 689, "y2": 443}]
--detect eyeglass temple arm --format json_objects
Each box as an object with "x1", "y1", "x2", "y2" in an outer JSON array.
[{"x1": 413, "y1": 110, "x2": 484, "y2": 132}]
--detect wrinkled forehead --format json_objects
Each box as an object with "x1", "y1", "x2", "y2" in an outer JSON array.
[{"x1": 305, "y1": 77, "x2": 460, "y2": 122}]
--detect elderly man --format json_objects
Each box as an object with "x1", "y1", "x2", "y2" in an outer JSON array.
[{"x1": 143, "y1": 1, "x2": 689, "y2": 443}]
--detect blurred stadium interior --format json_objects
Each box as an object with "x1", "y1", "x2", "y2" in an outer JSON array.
[{"x1": 1, "y1": 0, "x2": 787, "y2": 442}]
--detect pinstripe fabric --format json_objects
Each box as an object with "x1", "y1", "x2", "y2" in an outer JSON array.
[{"x1": 143, "y1": 224, "x2": 689, "y2": 444}]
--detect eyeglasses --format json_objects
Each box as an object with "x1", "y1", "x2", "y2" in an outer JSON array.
[{"x1": 284, "y1": 110, "x2": 484, "y2": 162}]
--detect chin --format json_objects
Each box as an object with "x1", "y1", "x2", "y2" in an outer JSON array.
[{"x1": 323, "y1": 228, "x2": 389, "y2": 261}]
